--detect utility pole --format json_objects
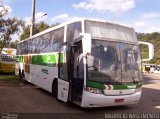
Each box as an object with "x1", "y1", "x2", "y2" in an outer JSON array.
[{"x1": 30, "y1": 0, "x2": 35, "y2": 37}]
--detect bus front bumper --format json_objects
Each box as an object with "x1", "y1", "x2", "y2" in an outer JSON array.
[{"x1": 81, "y1": 91, "x2": 141, "y2": 108}]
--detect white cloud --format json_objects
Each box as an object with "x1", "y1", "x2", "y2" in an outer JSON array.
[
  {"x1": 133, "y1": 21, "x2": 160, "y2": 33},
  {"x1": 51, "y1": 13, "x2": 69, "y2": 22},
  {"x1": 0, "y1": 5, "x2": 12, "y2": 15},
  {"x1": 146, "y1": 27, "x2": 160, "y2": 33},
  {"x1": 131, "y1": 12, "x2": 160, "y2": 33},
  {"x1": 24, "y1": 12, "x2": 47, "y2": 26},
  {"x1": 143, "y1": 13, "x2": 160, "y2": 18},
  {"x1": 72, "y1": 0, "x2": 135, "y2": 14},
  {"x1": 24, "y1": 17, "x2": 31, "y2": 26},
  {"x1": 35, "y1": 12, "x2": 47, "y2": 22},
  {"x1": 51, "y1": 13, "x2": 80, "y2": 23},
  {"x1": 134, "y1": 21, "x2": 146, "y2": 27}
]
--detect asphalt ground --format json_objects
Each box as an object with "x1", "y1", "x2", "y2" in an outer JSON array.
[{"x1": 0, "y1": 73, "x2": 159, "y2": 119}]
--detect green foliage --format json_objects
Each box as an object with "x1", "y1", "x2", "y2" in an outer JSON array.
[
  {"x1": 50, "y1": 23, "x2": 60, "y2": 27},
  {"x1": 137, "y1": 32, "x2": 160, "y2": 64},
  {"x1": 1, "y1": 18, "x2": 23, "y2": 47},
  {"x1": 35, "y1": 21, "x2": 49, "y2": 33},
  {"x1": 0, "y1": 5, "x2": 23, "y2": 48},
  {"x1": 10, "y1": 40, "x2": 18, "y2": 49},
  {"x1": 20, "y1": 21, "x2": 50, "y2": 41},
  {"x1": 0, "y1": 40, "x2": 3, "y2": 48},
  {"x1": 0, "y1": 75, "x2": 20, "y2": 85},
  {"x1": 19, "y1": 26, "x2": 30, "y2": 41}
]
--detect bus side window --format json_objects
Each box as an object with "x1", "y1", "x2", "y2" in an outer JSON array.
[
  {"x1": 73, "y1": 41, "x2": 83, "y2": 79},
  {"x1": 59, "y1": 45, "x2": 68, "y2": 81},
  {"x1": 73, "y1": 47, "x2": 80, "y2": 78}
]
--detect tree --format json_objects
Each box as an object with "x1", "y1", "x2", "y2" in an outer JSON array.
[
  {"x1": 10, "y1": 40, "x2": 18, "y2": 49},
  {"x1": 0, "y1": 40, "x2": 3, "y2": 48},
  {"x1": 19, "y1": 26, "x2": 30, "y2": 41},
  {"x1": 0, "y1": 4, "x2": 23, "y2": 48},
  {"x1": 20, "y1": 21, "x2": 50, "y2": 41},
  {"x1": 35, "y1": 21, "x2": 49, "y2": 33},
  {"x1": 1, "y1": 18, "x2": 23, "y2": 47},
  {"x1": 137, "y1": 32, "x2": 160, "y2": 64}
]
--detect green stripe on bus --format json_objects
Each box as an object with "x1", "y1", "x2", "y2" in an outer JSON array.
[
  {"x1": 32, "y1": 54, "x2": 58, "y2": 66},
  {"x1": 18, "y1": 53, "x2": 64, "y2": 67},
  {"x1": 59, "y1": 53, "x2": 64, "y2": 63},
  {"x1": 32, "y1": 55, "x2": 39, "y2": 64},
  {"x1": 17, "y1": 56, "x2": 23, "y2": 63},
  {"x1": 86, "y1": 80, "x2": 106, "y2": 90},
  {"x1": 86, "y1": 81, "x2": 142, "y2": 90},
  {"x1": 106, "y1": 82, "x2": 142, "y2": 90}
]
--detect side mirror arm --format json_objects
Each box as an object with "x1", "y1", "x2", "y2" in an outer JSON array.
[{"x1": 139, "y1": 41, "x2": 154, "y2": 61}]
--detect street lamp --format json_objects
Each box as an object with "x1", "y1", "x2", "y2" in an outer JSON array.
[
  {"x1": 35, "y1": 13, "x2": 47, "y2": 22},
  {"x1": 30, "y1": 0, "x2": 47, "y2": 38},
  {"x1": 29, "y1": 13, "x2": 47, "y2": 38}
]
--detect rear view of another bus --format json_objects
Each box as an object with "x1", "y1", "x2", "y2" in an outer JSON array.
[{"x1": 0, "y1": 48, "x2": 17, "y2": 73}]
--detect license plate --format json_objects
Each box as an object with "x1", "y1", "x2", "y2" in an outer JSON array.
[{"x1": 114, "y1": 99, "x2": 124, "y2": 103}]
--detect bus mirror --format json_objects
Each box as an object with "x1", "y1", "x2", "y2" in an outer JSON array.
[
  {"x1": 139, "y1": 41, "x2": 154, "y2": 61},
  {"x1": 80, "y1": 33, "x2": 91, "y2": 54}
]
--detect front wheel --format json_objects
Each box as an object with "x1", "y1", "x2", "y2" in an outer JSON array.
[
  {"x1": 52, "y1": 80, "x2": 58, "y2": 99},
  {"x1": 20, "y1": 70, "x2": 27, "y2": 84}
]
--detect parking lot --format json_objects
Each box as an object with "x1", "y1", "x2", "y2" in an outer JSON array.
[{"x1": 0, "y1": 73, "x2": 159, "y2": 119}]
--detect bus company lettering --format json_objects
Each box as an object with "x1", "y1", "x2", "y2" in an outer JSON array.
[
  {"x1": 128, "y1": 85, "x2": 136, "y2": 89},
  {"x1": 42, "y1": 68, "x2": 49, "y2": 74}
]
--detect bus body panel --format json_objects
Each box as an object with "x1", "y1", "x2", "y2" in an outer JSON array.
[
  {"x1": 15, "y1": 18, "x2": 154, "y2": 107},
  {"x1": 26, "y1": 64, "x2": 58, "y2": 93},
  {"x1": 57, "y1": 78, "x2": 69, "y2": 102},
  {"x1": 81, "y1": 91, "x2": 141, "y2": 107},
  {"x1": 0, "y1": 48, "x2": 16, "y2": 73},
  {"x1": 0, "y1": 62, "x2": 15, "y2": 73}
]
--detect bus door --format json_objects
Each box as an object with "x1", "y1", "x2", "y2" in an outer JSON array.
[
  {"x1": 58, "y1": 41, "x2": 84, "y2": 104},
  {"x1": 69, "y1": 41, "x2": 84, "y2": 105},
  {"x1": 58, "y1": 43, "x2": 69, "y2": 102}
]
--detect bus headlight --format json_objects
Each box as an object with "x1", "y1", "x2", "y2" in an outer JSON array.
[
  {"x1": 85, "y1": 87, "x2": 103, "y2": 94},
  {"x1": 134, "y1": 87, "x2": 142, "y2": 93}
]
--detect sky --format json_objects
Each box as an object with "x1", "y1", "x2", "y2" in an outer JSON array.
[{"x1": 1, "y1": 0, "x2": 160, "y2": 40}]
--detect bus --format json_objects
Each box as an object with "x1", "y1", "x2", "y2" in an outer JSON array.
[
  {"x1": 0, "y1": 48, "x2": 17, "y2": 73},
  {"x1": 15, "y1": 18, "x2": 154, "y2": 107}
]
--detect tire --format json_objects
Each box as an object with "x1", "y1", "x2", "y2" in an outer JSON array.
[
  {"x1": 19, "y1": 70, "x2": 22, "y2": 79},
  {"x1": 21, "y1": 70, "x2": 27, "y2": 84},
  {"x1": 52, "y1": 79, "x2": 58, "y2": 99}
]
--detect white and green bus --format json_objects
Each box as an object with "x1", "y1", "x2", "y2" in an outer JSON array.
[{"x1": 16, "y1": 18, "x2": 154, "y2": 107}]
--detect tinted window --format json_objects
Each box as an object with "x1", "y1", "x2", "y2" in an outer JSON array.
[
  {"x1": 19, "y1": 27, "x2": 64, "y2": 54},
  {"x1": 67, "y1": 22, "x2": 82, "y2": 43}
]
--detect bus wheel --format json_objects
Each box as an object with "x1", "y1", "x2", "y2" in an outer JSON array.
[
  {"x1": 52, "y1": 79, "x2": 58, "y2": 99},
  {"x1": 19, "y1": 70, "x2": 22, "y2": 79},
  {"x1": 21, "y1": 70, "x2": 27, "y2": 84}
]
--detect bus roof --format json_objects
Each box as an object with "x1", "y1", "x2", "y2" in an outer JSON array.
[
  {"x1": 1, "y1": 48, "x2": 16, "y2": 51},
  {"x1": 19, "y1": 18, "x2": 135, "y2": 44},
  {"x1": 1, "y1": 48, "x2": 17, "y2": 55}
]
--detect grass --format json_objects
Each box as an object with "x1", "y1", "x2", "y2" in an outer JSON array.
[
  {"x1": 0, "y1": 74, "x2": 21, "y2": 85},
  {"x1": 0, "y1": 75, "x2": 19, "y2": 80}
]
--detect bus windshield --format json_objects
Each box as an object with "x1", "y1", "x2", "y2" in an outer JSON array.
[
  {"x1": 1, "y1": 48, "x2": 16, "y2": 62},
  {"x1": 87, "y1": 39, "x2": 142, "y2": 84},
  {"x1": 121, "y1": 44, "x2": 143, "y2": 83}
]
